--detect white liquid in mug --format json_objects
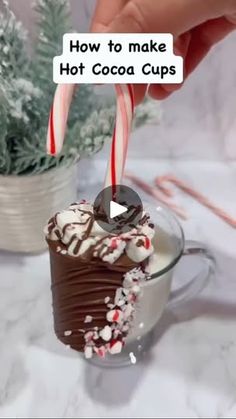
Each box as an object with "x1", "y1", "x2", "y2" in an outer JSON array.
[{"x1": 127, "y1": 227, "x2": 176, "y2": 342}]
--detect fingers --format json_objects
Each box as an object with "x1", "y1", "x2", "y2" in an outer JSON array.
[
  {"x1": 133, "y1": 84, "x2": 147, "y2": 105},
  {"x1": 226, "y1": 13, "x2": 236, "y2": 24},
  {"x1": 91, "y1": 0, "x2": 236, "y2": 34},
  {"x1": 148, "y1": 32, "x2": 191, "y2": 99},
  {"x1": 149, "y1": 16, "x2": 236, "y2": 100},
  {"x1": 90, "y1": 0, "x2": 236, "y2": 102},
  {"x1": 90, "y1": 0, "x2": 127, "y2": 32},
  {"x1": 185, "y1": 17, "x2": 236, "y2": 75},
  {"x1": 148, "y1": 86, "x2": 172, "y2": 100},
  {"x1": 107, "y1": 0, "x2": 235, "y2": 35}
]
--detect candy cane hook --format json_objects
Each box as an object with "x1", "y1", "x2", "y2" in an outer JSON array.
[{"x1": 47, "y1": 83, "x2": 134, "y2": 189}]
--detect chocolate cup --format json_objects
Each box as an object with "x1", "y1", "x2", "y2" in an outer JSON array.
[{"x1": 48, "y1": 240, "x2": 140, "y2": 352}]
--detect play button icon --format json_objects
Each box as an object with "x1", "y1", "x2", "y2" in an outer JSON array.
[
  {"x1": 110, "y1": 201, "x2": 128, "y2": 219},
  {"x1": 93, "y1": 185, "x2": 143, "y2": 234}
]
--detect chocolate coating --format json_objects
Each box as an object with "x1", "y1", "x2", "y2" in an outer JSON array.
[
  {"x1": 48, "y1": 241, "x2": 141, "y2": 352},
  {"x1": 45, "y1": 202, "x2": 155, "y2": 354}
]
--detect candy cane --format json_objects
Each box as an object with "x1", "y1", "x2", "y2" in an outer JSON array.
[
  {"x1": 47, "y1": 84, "x2": 134, "y2": 190},
  {"x1": 155, "y1": 175, "x2": 236, "y2": 228},
  {"x1": 104, "y1": 84, "x2": 134, "y2": 193},
  {"x1": 125, "y1": 173, "x2": 188, "y2": 220},
  {"x1": 47, "y1": 84, "x2": 76, "y2": 155}
]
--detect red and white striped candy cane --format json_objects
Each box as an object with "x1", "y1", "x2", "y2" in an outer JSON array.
[
  {"x1": 47, "y1": 84, "x2": 76, "y2": 156},
  {"x1": 47, "y1": 84, "x2": 134, "y2": 190},
  {"x1": 104, "y1": 84, "x2": 134, "y2": 193},
  {"x1": 155, "y1": 175, "x2": 236, "y2": 228}
]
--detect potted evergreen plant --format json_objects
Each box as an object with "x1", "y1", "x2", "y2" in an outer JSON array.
[{"x1": 0, "y1": 0, "x2": 161, "y2": 253}]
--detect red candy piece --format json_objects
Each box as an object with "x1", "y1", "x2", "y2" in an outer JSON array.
[
  {"x1": 110, "y1": 339, "x2": 118, "y2": 348},
  {"x1": 94, "y1": 346, "x2": 106, "y2": 358},
  {"x1": 111, "y1": 238, "x2": 118, "y2": 249},
  {"x1": 109, "y1": 339, "x2": 123, "y2": 354},
  {"x1": 113, "y1": 310, "x2": 120, "y2": 322}
]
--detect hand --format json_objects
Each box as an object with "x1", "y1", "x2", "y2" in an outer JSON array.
[{"x1": 91, "y1": 0, "x2": 236, "y2": 104}]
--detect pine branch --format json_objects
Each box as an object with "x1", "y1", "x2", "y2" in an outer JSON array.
[
  {"x1": 33, "y1": 0, "x2": 72, "y2": 98},
  {"x1": 0, "y1": 98, "x2": 9, "y2": 174},
  {"x1": 0, "y1": 3, "x2": 29, "y2": 80}
]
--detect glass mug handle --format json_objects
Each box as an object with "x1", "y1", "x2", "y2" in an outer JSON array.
[{"x1": 168, "y1": 240, "x2": 215, "y2": 309}]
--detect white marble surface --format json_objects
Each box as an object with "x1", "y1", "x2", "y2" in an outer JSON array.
[{"x1": 0, "y1": 159, "x2": 236, "y2": 418}]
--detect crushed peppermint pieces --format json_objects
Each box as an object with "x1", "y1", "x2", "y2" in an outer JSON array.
[
  {"x1": 100, "y1": 325, "x2": 112, "y2": 342},
  {"x1": 64, "y1": 330, "x2": 72, "y2": 337},
  {"x1": 85, "y1": 346, "x2": 93, "y2": 359},
  {"x1": 144, "y1": 237, "x2": 151, "y2": 249},
  {"x1": 83, "y1": 267, "x2": 148, "y2": 360},
  {"x1": 132, "y1": 285, "x2": 141, "y2": 295},
  {"x1": 123, "y1": 304, "x2": 134, "y2": 320},
  {"x1": 84, "y1": 331, "x2": 94, "y2": 343},
  {"x1": 106, "y1": 309, "x2": 123, "y2": 323},
  {"x1": 111, "y1": 238, "x2": 118, "y2": 249},
  {"x1": 108, "y1": 340, "x2": 123, "y2": 355},
  {"x1": 84, "y1": 315, "x2": 93, "y2": 323},
  {"x1": 94, "y1": 346, "x2": 106, "y2": 358}
]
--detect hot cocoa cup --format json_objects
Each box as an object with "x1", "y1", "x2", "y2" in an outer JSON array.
[{"x1": 45, "y1": 201, "x2": 155, "y2": 359}]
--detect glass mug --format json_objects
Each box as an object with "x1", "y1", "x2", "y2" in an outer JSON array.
[{"x1": 89, "y1": 203, "x2": 215, "y2": 368}]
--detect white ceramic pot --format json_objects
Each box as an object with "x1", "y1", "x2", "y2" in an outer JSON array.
[{"x1": 0, "y1": 164, "x2": 77, "y2": 253}]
